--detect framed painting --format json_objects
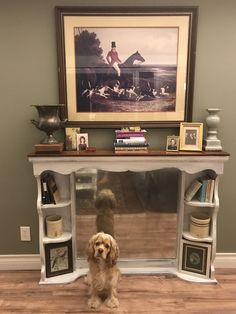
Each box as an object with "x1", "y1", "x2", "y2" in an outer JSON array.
[
  {"x1": 179, "y1": 239, "x2": 211, "y2": 278},
  {"x1": 65, "y1": 127, "x2": 80, "y2": 150},
  {"x1": 45, "y1": 240, "x2": 73, "y2": 278},
  {"x1": 179, "y1": 122, "x2": 203, "y2": 151},
  {"x1": 55, "y1": 6, "x2": 198, "y2": 128}
]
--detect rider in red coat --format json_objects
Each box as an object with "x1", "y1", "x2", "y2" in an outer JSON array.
[{"x1": 106, "y1": 41, "x2": 122, "y2": 77}]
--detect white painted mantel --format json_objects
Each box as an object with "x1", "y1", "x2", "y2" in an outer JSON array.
[
  {"x1": 29, "y1": 150, "x2": 228, "y2": 175},
  {"x1": 28, "y1": 150, "x2": 229, "y2": 284}
]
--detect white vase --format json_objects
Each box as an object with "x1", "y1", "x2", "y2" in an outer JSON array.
[{"x1": 203, "y1": 108, "x2": 222, "y2": 151}]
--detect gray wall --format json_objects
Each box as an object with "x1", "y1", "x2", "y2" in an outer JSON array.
[{"x1": 0, "y1": 0, "x2": 235, "y2": 254}]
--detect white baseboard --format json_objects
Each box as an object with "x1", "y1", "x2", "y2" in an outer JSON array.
[
  {"x1": 214, "y1": 253, "x2": 236, "y2": 268},
  {"x1": 0, "y1": 254, "x2": 41, "y2": 270},
  {"x1": 0, "y1": 253, "x2": 235, "y2": 271}
]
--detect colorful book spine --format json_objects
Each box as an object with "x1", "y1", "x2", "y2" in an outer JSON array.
[
  {"x1": 114, "y1": 142, "x2": 149, "y2": 148},
  {"x1": 197, "y1": 179, "x2": 209, "y2": 202},
  {"x1": 115, "y1": 131, "x2": 147, "y2": 138}
]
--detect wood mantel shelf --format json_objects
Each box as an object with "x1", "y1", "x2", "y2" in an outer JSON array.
[{"x1": 28, "y1": 149, "x2": 230, "y2": 158}]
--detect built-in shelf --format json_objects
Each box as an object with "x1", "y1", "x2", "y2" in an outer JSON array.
[
  {"x1": 182, "y1": 231, "x2": 213, "y2": 243},
  {"x1": 41, "y1": 200, "x2": 72, "y2": 209},
  {"x1": 185, "y1": 199, "x2": 215, "y2": 208},
  {"x1": 43, "y1": 232, "x2": 72, "y2": 244}
]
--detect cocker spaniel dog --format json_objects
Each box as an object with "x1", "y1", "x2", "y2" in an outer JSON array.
[
  {"x1": 95, "y1": 189, "x2": 116, "y2": 237},
  {"x1": 86, "y1": 232, "x2": 120, "y2": 309}
]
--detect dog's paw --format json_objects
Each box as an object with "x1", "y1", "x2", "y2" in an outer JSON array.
[
  {"x1": 88, "y1": 296, "x2": 102, "y2": 309},
  {"x1": 105, "y1": 297, "x2": 119, "y2": 308}
]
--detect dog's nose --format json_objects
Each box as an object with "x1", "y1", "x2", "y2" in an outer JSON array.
[{"x1": 98, "y1": 248, "x2": 104, "y2": 254}]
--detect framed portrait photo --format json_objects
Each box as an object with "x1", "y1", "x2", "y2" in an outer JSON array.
[
  {"x1": 77, "y1": 133, "x2": 89, "y2": 151},
  {"x1": 166, "y1": 135, "x2": 179, "y2": 151},
  {"x1": 65, "y1": 127, "x2": 81, "y2": 150},
  {"x1": 179, "y1": 122, "x2": 203, "y2": 151},
  {"x1": 45, "y1": 240, "x2": 73, "y2": 278},
  {"x1": 55, "y1": 6, "x2": 198, "y2": 128},
  {"x1": 179, "y1": 239, "x2": 211, "y2": 278}
]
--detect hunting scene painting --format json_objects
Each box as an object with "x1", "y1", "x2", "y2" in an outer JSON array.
[
  {"x1": 57, "y1": 8, "x2": 197, "y2": 125},
  {"x1": 74, "y1": 27, "x2": 178, "y2": 114}
]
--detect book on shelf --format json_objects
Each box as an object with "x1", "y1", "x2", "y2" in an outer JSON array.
[
  {"x1": 114, "y1": 146, "x2": 148, "y2": 151},
  {"x1": 41, "y1": 172, "x2": 60, "y2": 204},
  {"x1": 115, "y1": 137, "x2": 146, "y2": 144},
  {"x1": 115, "y1": 130, "x2": 147, "y2": 138},
  {"x1": 114, "y1": 142, "x2": 149, "y2": 148},
  {"x1": 205, "y1": 179, "x2": 215, "y2": 203},
  {"x1": 185, "y1": 179, "x2": 202, "y2": 202},
  {"x1": 114, "y1": 149, "x2": 148, "y2": 154},
  {"x1": 41, "y1": 174, "x2": 51, "y2": 204},
  {"x1": 197, "y1": 176, "x2": 215, "y2": 203}
]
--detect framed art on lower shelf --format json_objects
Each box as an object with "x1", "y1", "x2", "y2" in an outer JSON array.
[
  {"x1": 179, "y1": 239, "x2": 211, "y2": 278},
  {"x1": 45, "y1": 240, "x2": 73, "y2": 278}
]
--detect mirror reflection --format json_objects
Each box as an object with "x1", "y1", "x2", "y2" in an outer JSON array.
[{"x1": 76, "y1": 169, "x2": 178, "y2": 259}]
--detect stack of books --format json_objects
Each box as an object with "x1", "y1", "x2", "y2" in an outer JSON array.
[
  {"x1": 197, "y1": 176, "x2": 215, "y2": 203},
  {"x1": 185, "y1": 175, "x2": 216, "y2": 203},
  {"x1": 114, "y1": 128, "x2": 149, "y2": 154}
]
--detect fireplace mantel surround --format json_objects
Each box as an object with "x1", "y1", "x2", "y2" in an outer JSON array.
[{"x1": 28, "y1": 150, "x2": 229, "y2": 284}]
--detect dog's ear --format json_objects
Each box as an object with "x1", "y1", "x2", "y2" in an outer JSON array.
[
  {"x1": 86, "y1": 234, "x2": 96, "y2": 260},
  {"x1": 107, "y1": 236, "x2": 119, "y2": 267}
]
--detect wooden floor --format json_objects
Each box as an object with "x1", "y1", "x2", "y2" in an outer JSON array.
[{"x1": 1, "y1": 269, "x2": 236, "y2": 313}]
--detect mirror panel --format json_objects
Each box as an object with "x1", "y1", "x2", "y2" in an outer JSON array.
[{"x1": 76, "y1": 169, "x2": 178, "y2": 259}]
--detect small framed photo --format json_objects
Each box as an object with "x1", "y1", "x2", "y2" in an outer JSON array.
[
  {"x1": 77, "y1": 133, "x2": 89, "y2": 151},
  {"x1": 65, "y1": 127, "x2": 80, "y2": 150},
  {"x1": 166, "y1": 136, "x2": 179, "y2": 151},
  {"x1": 179, "y1": 122, "x2": 203, "y2": 151},
  {"x1": 179, "y1": 239, "x2": 211, "y2": 278},
  {"x1": 45, "y1": 240, "x2": 73, "y2": 278}
]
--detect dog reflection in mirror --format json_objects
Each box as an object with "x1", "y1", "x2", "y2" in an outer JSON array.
[
  {"x1": 86, "y1": 232, "x2": 120, "y2": 309},
  {"x1": 95, "y1": 189, "x2": 116, "y2": 237}
]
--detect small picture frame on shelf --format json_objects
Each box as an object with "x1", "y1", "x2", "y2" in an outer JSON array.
[
  {"x1": 65, "y1": 127, "x2": 81, "y2": 150},
  {"x1": 179, "y1": 122, "x2": 203, "y2": 151},
  {"x1": 166, "y1": 136, "x2": 179, "y2": 151},
  {"x1": 45, "y1": 240, "x2": 73, "y2": 278},
  {"x1": 179, "y1": 239, "x2": 211, "y2": 278},
  {"x1": 77, "y1": 133, "x2": 89, "y2": 151}
]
